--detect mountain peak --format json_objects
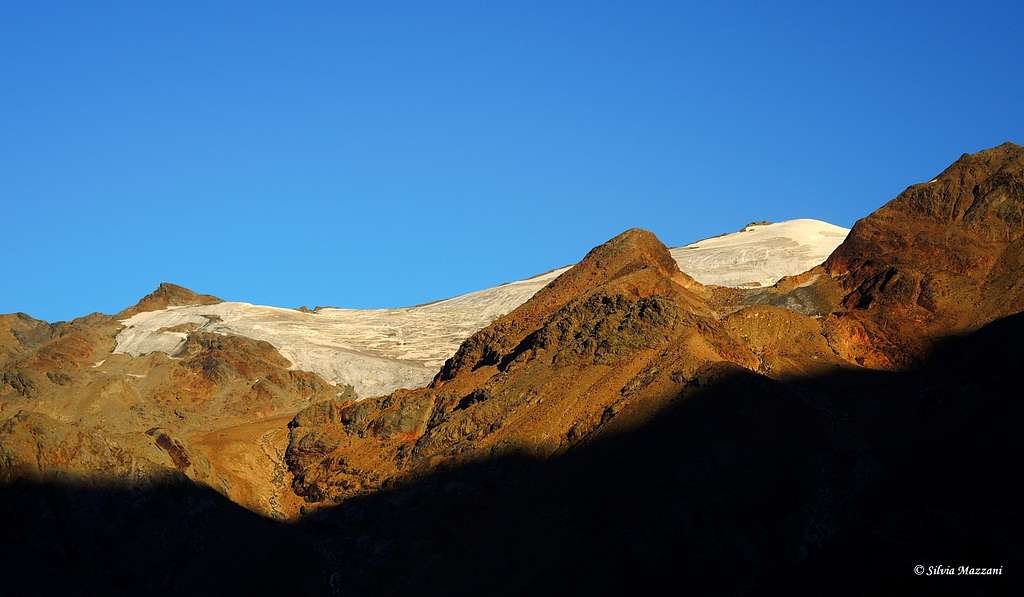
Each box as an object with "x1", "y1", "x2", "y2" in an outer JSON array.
[
  {"x1": 520, "y1": 226, "x2": 702, "y2": 309},
  {"x1": 434, "y1": 227, "x2": 707, "y2": 384},
  {"x1": 827, "y1": 141, "x2": 1024, "y2": 277},
  {"x1": 565, "y1": 227, "x2": 693, "y2": 290},
  {"x1": 117, "y1": 282, "x2": 221, "y2": 318}
]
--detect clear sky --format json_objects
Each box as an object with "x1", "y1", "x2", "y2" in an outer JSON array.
[{"x1": 3, "y1": 1, "x2": 1022, "y2": 322}]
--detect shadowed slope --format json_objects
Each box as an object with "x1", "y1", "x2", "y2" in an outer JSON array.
[
  {"x1": 0, "y1": 476, "x2": 327, "y2": 597},
  {"x1": 2, "y1": 314, "x2": 1020, "y2": 596}
]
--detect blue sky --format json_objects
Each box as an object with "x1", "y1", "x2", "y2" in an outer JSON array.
[{"x1": 2, "y1": 1, "x2": 1021, "y2": 321}]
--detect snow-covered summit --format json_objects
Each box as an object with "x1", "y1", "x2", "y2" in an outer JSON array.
[
  {"x1": 671, "y1": 219, "x2": 850, "y2": 288},
  {"x1": 114, "y1": 219, "x2": 848, "y2": 397}
]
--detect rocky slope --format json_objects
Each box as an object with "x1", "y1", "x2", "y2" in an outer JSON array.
[
  {"x1": 285, "y1": 228, "x2": 751, "y2": 501},
  {"x1": 821, "y1": 141, "x2": 1024, "y2": 365},
  {"x1": 283, "y1": 227, "x2": 855, "y2": 504}
]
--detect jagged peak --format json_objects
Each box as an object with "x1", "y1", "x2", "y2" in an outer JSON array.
[
  {"x1": 117, "y1": 282, "x2": 221, "y2": 318},
  {"x1": 911, "y1": 141, "x2": 1019, "y2": 190}
]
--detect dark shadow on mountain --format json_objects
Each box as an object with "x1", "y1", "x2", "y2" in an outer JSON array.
[
  {"x1": 3, "y1": 315, "x2": 1023, "y2": 596},
  {"x1": 0, "y1": 476, "x2": 329, "y2": 597}
]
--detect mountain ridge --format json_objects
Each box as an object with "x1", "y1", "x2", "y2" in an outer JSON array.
[
  {"x1": 107, "y1": 218, "x2": 849, "y2": 398},
  {"x1": 1, "y1": 142, "x2": 1021, "y2": 595}
]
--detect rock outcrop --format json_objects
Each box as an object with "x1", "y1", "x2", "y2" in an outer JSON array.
[
  {"x1": 117, "y1": 282, "x2": 221, "y2": 318},
  {"x1": 822, "y1": 141, "x2": 1024, "y2": 365}
]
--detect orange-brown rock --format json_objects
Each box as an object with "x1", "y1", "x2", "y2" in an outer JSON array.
[
  {"x1": 822, "y1": 142, "x2": 1024, "y2": 364},
  {"x1": 117, "y1": 282, "x2": 221, "y2": 318},
  {"x1": 0, "y1": 313, "x2": 56, "y2": 363},
  {"x1": 0, "y1": 410, "x2": 173, "y2": 483}
]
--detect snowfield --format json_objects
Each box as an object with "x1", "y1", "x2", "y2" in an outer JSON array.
[
  {"x1": 115, "y1": 269, "x2": 566, "y2": 398},
  {"x1": 115, "y1": 219, "x2": 847, "y2": 397},
  {"x1": 671, "y1": 219, "x2": 850, "y2": 288}
]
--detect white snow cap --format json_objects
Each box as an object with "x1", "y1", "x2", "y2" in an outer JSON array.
[{"x1": 671, "y1": 219, "x2": 850, "y2": 288}]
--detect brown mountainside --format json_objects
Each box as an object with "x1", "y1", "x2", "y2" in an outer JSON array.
[
  {"x1": 286, "y1": 228, "x2": 762, "y2": 502},
  {"x1": 286, "y1": 142, "x2": 1024, "y2": 507}
]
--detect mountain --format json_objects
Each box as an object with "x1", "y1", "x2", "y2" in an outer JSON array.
[
  {"x1": 279, "y1": 142, "x2": 1022, "y2": 593},
  {"x1": 2, "y1": 143, "x2": 1021, "y2": 596},
  {"x1": 282, "y1": 225, "x2": 860, "y2": 503},
  {"x1": 112, "y1": 218, "x2": 849, "y2": 398},
  {"x1": 285, "y1": 227, "x2": 748, "y2": 500},
  {"x1": 0, "y1": 217, "x2": 848, "y2": 518}
]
